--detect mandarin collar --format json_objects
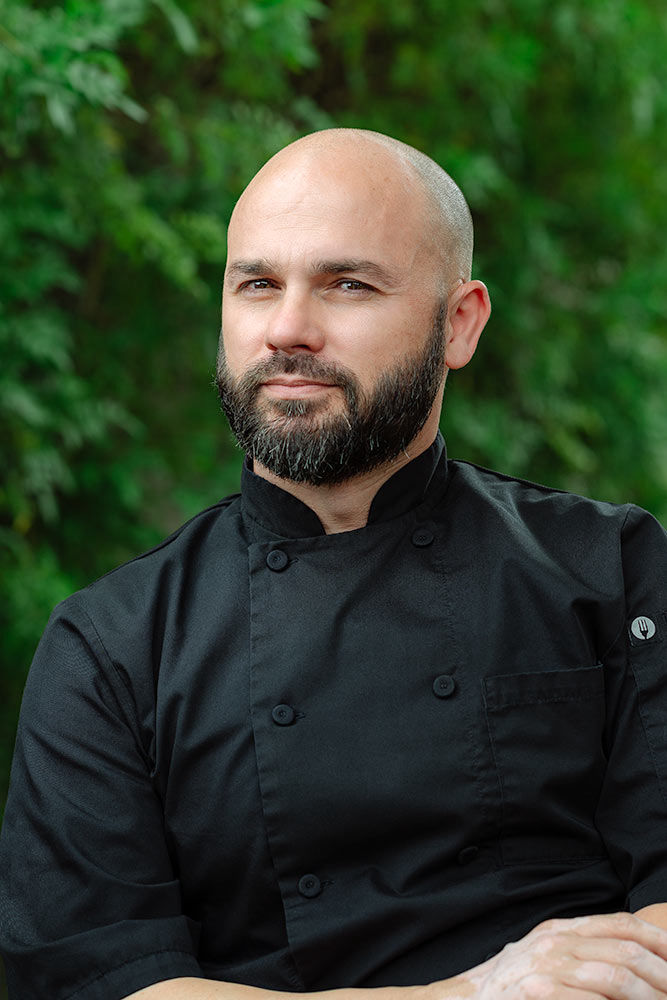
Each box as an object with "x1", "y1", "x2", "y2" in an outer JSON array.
[{"x1": 240, "y1": 433, "x2": 447, "y2": 539}]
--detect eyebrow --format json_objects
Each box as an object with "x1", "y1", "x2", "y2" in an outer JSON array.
[
  {"x1": 225, "y1": 258, "x2": 400, "y2": 288},
  {"x1": 311, "y1": 259, "x2": 400, "y2": 287},
  {"x1": 224, "y1": 259, "x2": 274, "y2": 285}
]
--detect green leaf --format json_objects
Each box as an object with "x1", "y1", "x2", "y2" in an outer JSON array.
[{"x1": 151, "y1": 0, "x2": 199, "y2": 52}]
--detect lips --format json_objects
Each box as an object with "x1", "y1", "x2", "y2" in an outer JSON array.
[
  {"x1": 261, "y1": 376, "x2": 338, "y2": 397},
  {"x1": 262, "y1": 378, "x2": 335, "y2": 388}
]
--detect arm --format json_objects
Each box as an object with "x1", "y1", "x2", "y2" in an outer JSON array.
[
  {"x1": 0, "y1": 603, "x2": 202, "y2": 999},
  {"x1": 126, "y1": 983, "x2": 446, "y2": 1000},
  {"x1": 127, "y1": 911, "x2": 667, "y2": 1000},
  {"x1": 638, "y1": 903, "x2": 667, "y2": 932}
]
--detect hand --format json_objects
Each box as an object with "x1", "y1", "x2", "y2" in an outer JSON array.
[{"x1": 459, "y1": 912, "x2": 667, "y2": 998}]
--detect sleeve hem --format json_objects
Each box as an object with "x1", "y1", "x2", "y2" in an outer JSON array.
[
  {"x1": 627, "y1": 877, "x2": 667, "y2": 913},
  {"x1": 65, "y1": 948, "x2": 202, "y2": 1000}
]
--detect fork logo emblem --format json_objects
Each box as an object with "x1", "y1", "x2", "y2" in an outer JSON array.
[{"x1": 630, "y1": 616, "x2": 656, "y2": 641}]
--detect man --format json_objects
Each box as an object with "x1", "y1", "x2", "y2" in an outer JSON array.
[{"x1": 2, "y1": 128, "x2": 667, "y2": 1000}]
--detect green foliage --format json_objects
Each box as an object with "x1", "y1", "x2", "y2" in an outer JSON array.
[
  {"x1": 303, "y1": 0, "x2": 667, "y2": 514},
  {"x1": 1, "y1": 0, "x2": 666, "y2": 845},
  {"x1": 0, "y1": 0, "x2": 329, "y2": 811}
]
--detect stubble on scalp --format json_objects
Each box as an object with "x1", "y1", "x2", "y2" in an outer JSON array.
[{"x1": 356, "y1": 129, "x2": 474, "y2": 287}]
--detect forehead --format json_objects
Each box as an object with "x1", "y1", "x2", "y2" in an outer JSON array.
[{"x1": 226, "y1": 148, "x2": 436, "y2": 276}]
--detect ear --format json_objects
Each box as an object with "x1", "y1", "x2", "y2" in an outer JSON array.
[{"x1": 444, "y1": 280, "x2": 491, "y2": 370}]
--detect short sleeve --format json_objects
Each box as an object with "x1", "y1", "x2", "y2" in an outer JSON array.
[
  {"x1": 594, "y1": 505, "x2": 667, "y2": 911},
  {"x1": 0, "y1": 600, "x2": 202, "y2": 999}
]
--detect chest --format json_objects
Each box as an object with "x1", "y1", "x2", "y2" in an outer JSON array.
[{"x1": 158, "y1": 522, "x2": 616, "y2": 867}]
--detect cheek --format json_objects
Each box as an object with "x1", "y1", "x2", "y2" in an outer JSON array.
[
  {"x1": 341, "y1": 314, "x2": 426, "y2": 373},
  {"x1": 220, "y1": 308, "x2": 263, "y2": 370}
]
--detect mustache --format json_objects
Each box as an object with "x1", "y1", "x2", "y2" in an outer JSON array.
[{"x1": 235, "y1": 352, "x2": 358, "y2": 394}]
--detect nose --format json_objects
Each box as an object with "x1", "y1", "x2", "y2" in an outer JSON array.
[{"x1": 265, "y1": 289, "x2": 325, "y2": 354}]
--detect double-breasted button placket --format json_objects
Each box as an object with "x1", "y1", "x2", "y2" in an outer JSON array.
[{"x1": 244, "y1": 459, "x2": 483, "y2": 983}]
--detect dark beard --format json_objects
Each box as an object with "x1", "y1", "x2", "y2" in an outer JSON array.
[{"x1": 216, "y1": 303, "x2": 446, "y2": 486}]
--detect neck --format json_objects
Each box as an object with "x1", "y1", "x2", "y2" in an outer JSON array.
[{"x1": 252, "y1": 417, "x2": 440, "y2": 535}]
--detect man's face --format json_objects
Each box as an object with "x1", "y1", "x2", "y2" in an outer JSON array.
[{"x1": 218, "y1": 143, "x2": 447, "y2": 484}]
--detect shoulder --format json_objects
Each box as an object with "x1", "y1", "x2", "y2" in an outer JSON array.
[
  {"x1": 447, "y1": 458, "x2": 635, "y2": 526},
  {"x1": 52, "y1": 491, "x2": 245, "y2": 637},
  {"x1": 443, "y1": 459, "x2": 665, "y2": 571},
  {"x1": 29, "y1": 492, "x2": 247, "y2": 727}
]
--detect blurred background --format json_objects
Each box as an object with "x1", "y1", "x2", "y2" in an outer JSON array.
[{"x1": 1, "y1": 0, "x2": 667, "y2": 990}]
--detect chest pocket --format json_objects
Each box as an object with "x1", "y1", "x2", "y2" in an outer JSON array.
[{"x1": 483, "y1": 664, "x2": 607, "y2": 865}]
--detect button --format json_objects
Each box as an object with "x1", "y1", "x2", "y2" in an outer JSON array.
[
  {"x1": 412, "y1": 527, "x2": 434, "y2": 547},
  {"x1": 266, "y1": 549, "x2": 289, "y2": 571},
  {"x1": 298, "y1": 873, "x2": 322, "y2": 898},
  {"x1": 457, "y1": 846, "x2": 479, "y2": 865},
  {"x1": 432, "y1": 674, "x2": 456, "y2": 698},
  {"x1": 272, "y1": 704, "x2": 295, "y2": 726}
]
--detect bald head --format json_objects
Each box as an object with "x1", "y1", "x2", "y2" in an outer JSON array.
[
  {"x1": 357, "y1": 130, "x2": 474, "y2": 284},
  {"x1": 220, "y1": 128, "x2": 491, "y2": 490},
  {"x1": 229, "y1": 128, "x2": 474, "y2": 288}
]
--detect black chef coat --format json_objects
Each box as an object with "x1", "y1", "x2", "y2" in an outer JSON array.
[{"x1": 2, "y1": 435, "x2": 667, "y2": 1000}]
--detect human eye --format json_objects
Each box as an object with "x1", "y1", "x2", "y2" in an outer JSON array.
[
  {"x1": 240, "y1": 278, "x2": 275, "y2": 291},
  {"x1": 336, "y1": 279, "x2": 375, "y2": 293},
  {"x1": 235, "y1": 277, "x2": 281, "y2": 299}
]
